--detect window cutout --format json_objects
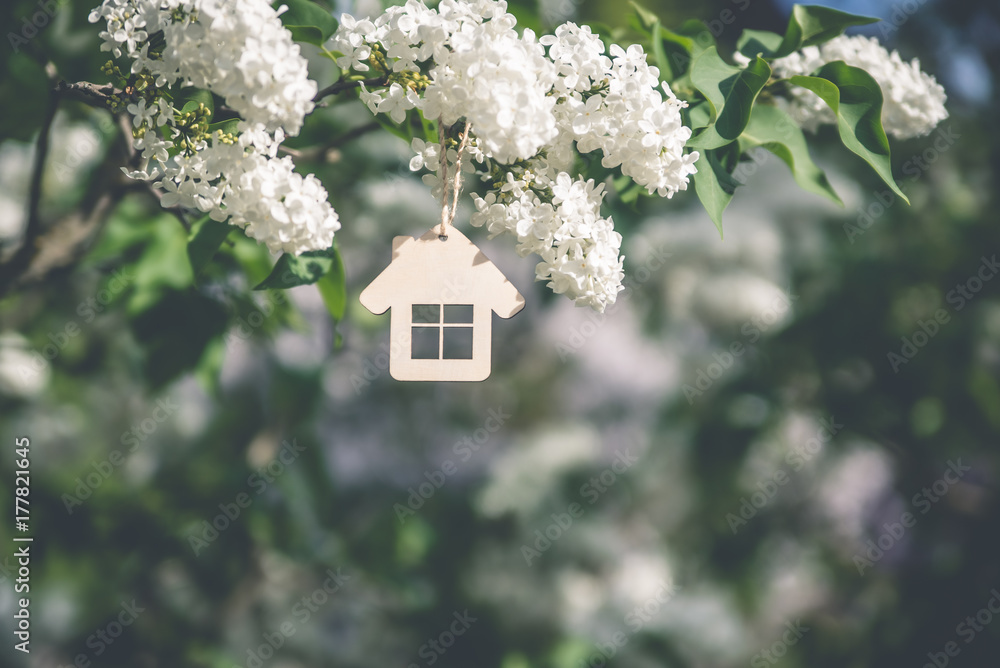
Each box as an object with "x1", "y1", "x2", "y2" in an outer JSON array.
[
  {"x1": 443, "y1": 327, "x2": 473, "y2": 359},
  {"x1": 412, "y1": 304, "x2": 440, "y2": 324},
  {"x1": 411, "y1": 327, "x2": 439, "y2": 359},
  {"x1": 444, "y1": 304, "x2": 474, "y2": 323}
]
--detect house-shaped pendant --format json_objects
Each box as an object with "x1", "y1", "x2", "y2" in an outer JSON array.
[{"x1": 359, "y1": 226, "x2": 525, "y2": 381}]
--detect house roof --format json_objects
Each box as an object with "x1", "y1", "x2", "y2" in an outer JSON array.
[{"x1": 360, "y1": 226, "x2": 525, "y2": 318}]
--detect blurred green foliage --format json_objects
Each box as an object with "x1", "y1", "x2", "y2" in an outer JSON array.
[{"x1": 1, "y1": 1, "x2": 999, "y2": 667}]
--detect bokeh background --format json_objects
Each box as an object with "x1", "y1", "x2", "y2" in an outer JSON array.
[{"x1": 1, "y1": 0, "x2": 999, "y2": 666}]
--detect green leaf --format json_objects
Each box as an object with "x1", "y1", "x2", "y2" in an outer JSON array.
[
  {"x1": 275, "y1": 0, "x2": 338, "y2": 46},
  {"x1": 504, "y1": 0, "x2": 543, "y2": 34},
  {"x1": 373, "y1": 110, "x2": 413, "y2": 143},
  {"x1": 693, "y1": 151, "x2": 739, "y2": 237},
  {"x1": 207, "y1": 118, "x2": 240, "y2": 136},
  {"x1": 615, "y1": 178, "x2": 645, "y2": 206},
  {"x1": 187, "y1": 216, "x2": 232, "y2": 276},
  {"x1": 126, "y1": 216, "x2": 196, "y2": 316},
  {"x1": 737, "y1": 104, "x2": 842, "y2": 205},
  {"x1": 131, "y1": 289, "x2": 229, "y2": 389},
  {"x1": 688, "y1": 51, "x2": 771, "y2": 150},
  {"x1": 316, "y1": 245, "x2": 347, "y2": 320},
  {"x1": 790, "y1": 62, "x2": 908, "y2": 203},
  {"x1": 651, "y1": 23, "x2": 669, "y2": 79},
  {"x1": 656, "y1": 24, "x2": 696, "y2": 82},
  {"x1": 194, "y1": 336, "x2": 226, "y2": 395},
  {"x1": 690, "y1": 47, "x2": 738, "y2": 119},
  {"x1": 421, "y1": 114, "x2": 437, "y2": 143},
  {"x1": 173, "y1": 87, "x2": 213, "y2": 116},
  {"x1": 628, "y1": 1, "x2": 660, "y2": 36},
  {"x1": 783, "y1": 5, "x2": 878, "y2": 53},
  {"x1": 740, "y1": 5, "x2": 878, "y2": 59},
  {"x1": 254, "y1": 245, "x2": 337, "y2": 290},
  {"x1": 736, "y1": 29, "x2": 783, "y2": 59},
  {"x1": 686, "y1": 101, "x2": 713, "y2": 130},
  {"x1": 677, "y1": 19, "x2": 716, "y2": 56}
]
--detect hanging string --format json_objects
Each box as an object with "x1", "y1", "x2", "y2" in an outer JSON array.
[{"x1": 437, "y1": 119, "x2": 472, "y2": 240}]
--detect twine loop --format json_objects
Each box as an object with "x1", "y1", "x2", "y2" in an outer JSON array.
[{"x1": 437, "y1": 119, "x2": 471, "y2": 240}]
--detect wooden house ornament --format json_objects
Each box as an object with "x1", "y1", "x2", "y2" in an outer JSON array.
[{"x1": 359, "y1": 226, "x2": 524, "y2": 382}]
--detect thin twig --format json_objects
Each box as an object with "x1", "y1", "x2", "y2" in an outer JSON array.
[
  {"x1": 276, "y1": 121, "x2": 382, "y2": 162},
  {"x1": 54, "y1": 80, "x2": 121, "y2": 109},
  {"x1": 119, "y1": 114, "x2": 137, "y2": 163},
  {"x1": 0, "y1": 118, "x2": 134, "y2": 297},
  {"x1": 313, "y1": 76, "x2": 385, "y2": 103},
  {"x1": 27, "y1": 87, "x2": 59, "y2": 240},
  {"x1": 329, "y1": 120, "x2": 381, "y2": 148},
  {"x1": 277, "y1": 145, "x2": 305, "y2": 159}
]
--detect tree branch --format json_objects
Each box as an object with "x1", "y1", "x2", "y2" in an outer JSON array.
[
  {"x1": 54, "y1": 80, "x2": 121, "y2": 109},
  {"x1": 275, "y1": 121, "x2": 382, "y2": 163},
  {"x1": 0, "y1": 67, "x2": 141, "y2": 297},
  {"x1": 0, "y1": 68, "x2": 61, "y2": 296},
  {"x1": 1, "y1": 70, "x2": 384, "y2": 295},
  {"x1": 330, "y1": 120, "x2": 382, "y2": 148},
  {"x1": 313, "y1": 76, "x2": 386, "y2": 103}
]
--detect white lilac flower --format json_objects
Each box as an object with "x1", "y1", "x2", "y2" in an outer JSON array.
[
  {"x1": 126, "y1": 98, "x2": 157, "y2": 129},
  {"x1": 148, "y1": 126, "x2": 340, "y2": 255},
  {"x1": 377, "y1": 82, "x2": 420, "y2": 124},
  {"x1": 547, "y1": 27, "x2": 698, "y2": 198},
  {"x1": 327, "y1": 1, "x2": 699, "y2": 308},
  {"x1": 422, "y1": 23, "x2": 559, "y2": 163},
  {"x1": 772, "y1": 34, "x2": 948, "y2": 139},
  {"x1": 334, "y1": 1, "x2": 560, "y2": 163},
  {"x1": 90, "y1": 0, "x2": 339, "y2": 255},
  {"x1": 408, "y1": 138, "x2": 440, "y2": 172},
  {"x1": 223, "y1": 154, "x2": 341, "y2": 255},
  {"x1": 91, "y1": 0, "x2": 317, "y2": 135},
  {"x1": 471, "y1": 166, "x2": 624, "y2": 311}
]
